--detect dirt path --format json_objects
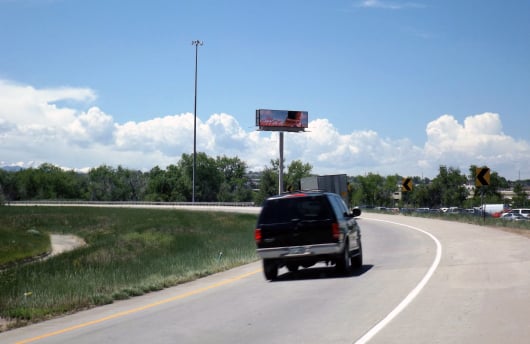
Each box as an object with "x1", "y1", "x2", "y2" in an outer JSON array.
[{"x1": 49, "y1": 234, "x2": 86, "y2": 256}]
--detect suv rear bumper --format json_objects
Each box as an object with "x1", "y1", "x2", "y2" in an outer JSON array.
[{"x1": 256, "y1": 243, "x2": 343, "y2": 259}]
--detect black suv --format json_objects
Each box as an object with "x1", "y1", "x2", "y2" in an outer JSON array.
[{"x1": 255, "y1": 191, "x2": 362, "y2": 280}]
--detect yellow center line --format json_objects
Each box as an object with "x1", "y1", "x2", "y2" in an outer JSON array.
[{"x1": 16, "y1": 268, "x2": 262, "y2": 344}]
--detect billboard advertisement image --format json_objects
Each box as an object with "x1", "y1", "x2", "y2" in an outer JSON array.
[{"x1": 256, "y1": 109, "x2": 308, "y2": 132}]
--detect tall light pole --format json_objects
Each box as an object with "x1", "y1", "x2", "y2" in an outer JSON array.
[{"x1": 191, "y1": 40, "x2": 203, "y2": 203}]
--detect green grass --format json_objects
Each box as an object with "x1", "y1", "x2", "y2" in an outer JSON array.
[
  {"x1": 0, "y1": 218, "x2": 51, "y2": 266},
  {"x1": 0, "y1": 206, "x2": 259, "y2": 328}
]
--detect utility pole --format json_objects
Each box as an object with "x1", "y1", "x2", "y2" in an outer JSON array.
[{"x1": 191, "y1": 40, "x2": 203, "y2": 203}]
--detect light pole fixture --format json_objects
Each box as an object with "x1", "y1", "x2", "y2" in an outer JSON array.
[{"x1": 191, "y1": 40, "x2": 203, "y2": 203}]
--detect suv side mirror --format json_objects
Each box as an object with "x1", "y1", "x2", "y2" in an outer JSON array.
[{"x1": 351, "y1": 207, "x2": 361, "y2": 217}]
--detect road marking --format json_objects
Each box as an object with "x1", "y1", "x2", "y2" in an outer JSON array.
[
  {"x1": 354, "y1": 218, "x2": 442, "y2": 344},
  {"x1": 15, "y1": 268, "x2": 262, "y2": 344}
]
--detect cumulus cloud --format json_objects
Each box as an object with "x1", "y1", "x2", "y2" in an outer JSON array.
[
  {"x1": 283, "y1": 119, "x2": 423, "y2": 176},
  {"x1": 68, "y1": 107, "x2": 115, "y2": 146},
  {"x1": 1, "y1": 79, "x2": 529, "y2": 180},
  {"x1": 422, "y1": 112, "x2": 530, "y2": 177},
  {"x1": 115, "y1": 114, "x2": 194, "y2": 154},
  {"x1": 0, "y1": 79, "x2": 95, "y2": 127}
]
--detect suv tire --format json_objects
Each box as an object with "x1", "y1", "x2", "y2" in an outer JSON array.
[
  {"x1": 336, "y1": 240, "x2": 351, "y2": 275},
  {"x1": 263, "y1": 259, "x2": 278, "y2": 281},
  {"x1": 351, "y1": 238, "x2": 363, "y2": 269}
]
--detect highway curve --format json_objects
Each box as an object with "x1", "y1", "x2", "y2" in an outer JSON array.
[{"x1": 1, "y1": 212, "x2": 529, "y2": 344}]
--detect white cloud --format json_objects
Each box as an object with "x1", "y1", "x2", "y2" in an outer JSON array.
[
  {"x1": 0, "y1": 79, "x2": 95, "y2": 127},
  {"x1": 115, "y1": 113, "x2": 195, "y2": 154},
  {"x1": 286, "y1": 119, "x2": 423, "y2": 176},
  {"x1": 1, "y1": 79, "x2": 529, "y2": 180},
  {"x1": 68, "y1": 107, "x2": 115, "y2": 146},
  {"x1": 423, "y1": 112, "x2": 530, "y2": 178}
]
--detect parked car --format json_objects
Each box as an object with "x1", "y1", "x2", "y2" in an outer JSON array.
[
  {"x1": 510, "y1": 208, "x2": 530, "y2": 218},
  {"x1": 255, "y1": 191, "x2": 362, "y2": 280},
  {"x1": 500, "y1": 213, "x2": 527, "y2": 221}
]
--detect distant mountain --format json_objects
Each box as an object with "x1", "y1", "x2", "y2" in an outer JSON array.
[{"x1": 1, "y1": 166, "x2": 23, "y2": 172}]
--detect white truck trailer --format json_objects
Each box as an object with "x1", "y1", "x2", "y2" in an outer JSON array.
[{"x1": 480, "y1": 203, "x2": 510, "y2": 217}]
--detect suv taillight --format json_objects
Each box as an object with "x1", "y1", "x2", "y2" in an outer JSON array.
[
  {"x1": 255, "y1": 228, "x2": 262, "y2": 243},
  {"x1": 331, "y1": 222, "x2": 340, "y2": 240}
]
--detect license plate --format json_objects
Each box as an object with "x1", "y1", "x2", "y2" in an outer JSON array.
[{"x1": 288, "y1": 246, "x2": 306, "y2": 255}]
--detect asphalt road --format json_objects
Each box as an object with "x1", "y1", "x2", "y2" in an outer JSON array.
[{"x1": 1, "y1": 213, "x2": 529, "y2": 344}]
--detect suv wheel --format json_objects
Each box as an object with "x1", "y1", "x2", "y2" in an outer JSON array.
[
  {"x1": 336, "y1": 241, "x2": 351, "y2": 275},
  {"x1": 351, "y1": 239, "x2": 363, "y2": 269},
  {"x1": 263, "y1": 259, "x2": 278, "y2": 281}
]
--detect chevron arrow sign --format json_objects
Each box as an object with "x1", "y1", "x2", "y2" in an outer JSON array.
[
  {"x1": 402, "y1": 177, "x2": 413, "y2": 192},
  {"x1": 475, "y1": 167, "x2": 490, "y2": 187}
]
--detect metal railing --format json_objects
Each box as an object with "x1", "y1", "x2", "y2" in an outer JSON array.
[{"x1": 6, "y1": 200, "x2": 256, "y2": 207}]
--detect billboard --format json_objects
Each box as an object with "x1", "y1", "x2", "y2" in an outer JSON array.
[{"x1": 256, "y1": 109, "x2": 308, "y2": 132}]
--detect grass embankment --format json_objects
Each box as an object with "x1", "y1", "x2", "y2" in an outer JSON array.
[
  {"x1": 0, "y1": 225, "x2": 51, "y2": 266},
  {"x1": 0, "y1": 206, "x2": 258, "y2": 329}
]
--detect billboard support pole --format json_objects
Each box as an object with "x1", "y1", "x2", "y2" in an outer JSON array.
[{"x1": 279, "y1": 132, "x2": 284, "y2": 194}]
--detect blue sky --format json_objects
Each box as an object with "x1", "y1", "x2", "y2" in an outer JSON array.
[{"x1": 1, "y1": 0, "x2": 529, "y2": 180}]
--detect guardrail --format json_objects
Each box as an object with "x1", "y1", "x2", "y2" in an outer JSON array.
[{"x1": 6, "y1": 200, "x2": 257, "y2": 207}]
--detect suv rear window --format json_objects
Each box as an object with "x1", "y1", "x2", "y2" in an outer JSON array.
[{"x1": 259, "y1": 195, "x2": 333, "y2": 224}]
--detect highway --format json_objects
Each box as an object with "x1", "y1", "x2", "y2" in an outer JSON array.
[{"x1": 1, "y1": 212, "x2": 529, "y2": 344}]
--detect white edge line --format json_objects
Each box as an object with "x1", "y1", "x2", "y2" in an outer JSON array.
[{"x1": 354, "y1": 218, "x2": 443, "y2": 344}]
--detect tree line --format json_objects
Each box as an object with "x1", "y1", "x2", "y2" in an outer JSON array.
[
  {"x1": 0, "y1": 153, "x2": 528, "y2": 209},
  {"x1": 350, "y1": 165, "x2": 528, "y2": 210},
  {"x1": 0, "y1": 154, "x2": 254, "y2": 204}
]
